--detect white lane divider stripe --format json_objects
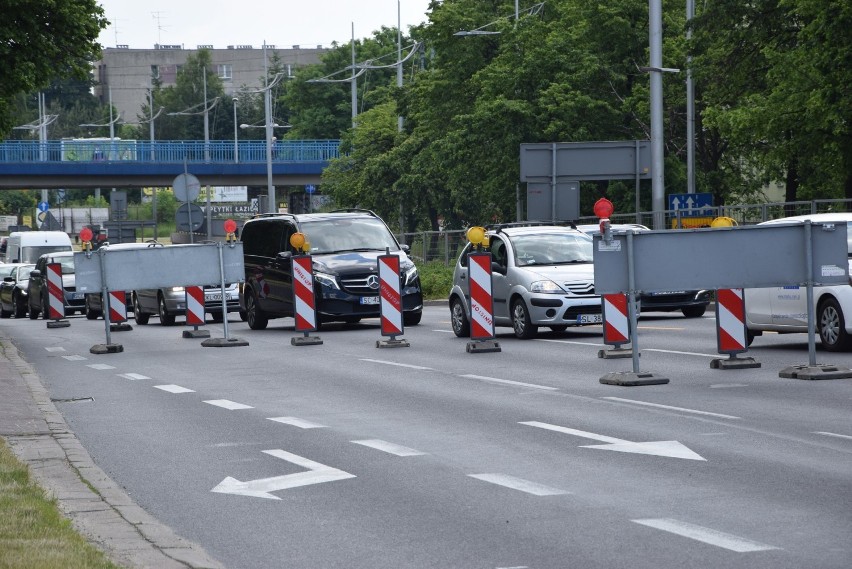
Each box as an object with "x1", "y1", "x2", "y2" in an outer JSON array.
[
  {"x1": 602, "y1": 397, "x2": 741, "y2": 420},
  {"x1": 460, "y1": 374, "x2": 558, "y2": 391},
  {"x1": 536, "y1": 338, "x2": 602, "y2": 347},
  {"x1": 359, "y1": 358, "x2": 433, "y2": 370},
  {"x1": 644, "y1": 348, "x2": 720, "y2": 358},
  {"x1": 468, "y1": 474, "x2": 570, "y2": 496},
  {"x1": 118, "y1": 373, "x2": 150, "y2": 380},
  {"x1": 352, "y1": 439, "x2": 425, "y2": 456},
  {"x1": 267, "y1": 417, "x2": 327, "y2": 429},
  {"x1": 814, "y1": 431, "x2": 852, "y2": 441},
  {"x1": 204, "y1": 399, "x2": 253, "y2": 410},
  {"x1": 154, "y1": 385, "x2": 195, "y2": 394},
  {"x1": 86, "y1": 363, "x2": 116, "y2": 370},
  {"x1": 61, "y1": 355, "x2": 86, "y2": 361},
  {"x1": 45, "y1": 347, "x2": 66, "y2": 352},
  {"x1": 631, "y1": 518, "x2": 779, "y2": 552}
]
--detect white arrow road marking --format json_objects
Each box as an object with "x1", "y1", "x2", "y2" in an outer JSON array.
[
  {"x1": 118, "y1": 373, "x2": 150, "y2": 380},
  {"x1": 211, "y1": 449, "x2": 356, "y2": 500},
  {"x1": 267, "y1": 417, "x2": 327, "y2": 429},
  {"x1": 468, "y1": 474, "x2": 570, "y2": 496},
  {"x1": 204, "y1": 399, "x2": 253, "y2": 410},
  {"x1": 352, "y1": 439, "x2": 425, "y2": 456},
  {"x1": 520, "y1": 421, "x2": 706, "y2": 461},
  {"x1": 632, "y1": 518, "x2": 779, "y2": 552}
]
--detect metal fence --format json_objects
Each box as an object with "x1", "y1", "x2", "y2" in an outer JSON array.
[{"x1": 398, "y1": 198, "x2": 852, "y2": 266}]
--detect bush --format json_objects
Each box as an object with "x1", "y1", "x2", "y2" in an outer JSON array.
[{"x1": 417, "y1": 261, "x2": 454, "y2": 300}]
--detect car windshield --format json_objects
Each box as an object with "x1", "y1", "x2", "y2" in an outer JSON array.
[
  {"x1": 510, "y1": 233, "x2": 594, "y2": 266},
  {"x1": 22, "y1": 246, "x2": 69, "y2": 263},
  {"x1": 300, "y1": 218, "x2": 400, "y2": 254},
  {"x1": 0, "y1": 265, "x2": 15, "y2": 278},
  {"x1": 18, "y1": 266, "x2": 34, "y2": 280}
]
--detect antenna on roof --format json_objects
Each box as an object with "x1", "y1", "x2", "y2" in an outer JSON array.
[{"x1": 152, "y1": 12, "x2": 168, "y2": 45}]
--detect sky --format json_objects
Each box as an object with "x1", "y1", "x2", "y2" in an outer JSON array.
[{"x1": 96, "y1": 0, "x2": 434, "y2": 50}]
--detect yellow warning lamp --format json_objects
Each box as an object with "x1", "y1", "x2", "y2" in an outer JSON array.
[
  {"x1": 467, "y1": 226, "x2": 489, "y2": 249},
  {"x1": 710, "y1": 216, "x2": 738, "y2": 228},
  {"x1": 290, "y1": 232, "x2": 310, "y2": 253}
]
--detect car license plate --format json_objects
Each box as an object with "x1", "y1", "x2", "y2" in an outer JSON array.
[
  {"x1": 205, "y1": 294, "x2": 222, "y2": 302},
  {"x1": 360, "y1": 296, "x2": 380, "y2": 305},
  {"x1": 71, "y1": 292, "x2": 84, "y2": 300},
  {"x1": 577, "y1": 313, "x2": 602, "y2": 324}
]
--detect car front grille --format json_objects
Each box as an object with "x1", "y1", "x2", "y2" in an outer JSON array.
[
  {"x1": 564, "y1": 282, "x2": 596, "y2": 296},
  {"x1": 564, "y1": 305, "x2": 602, "y2": 319},
  {"x1": 339, "y1": 273, "x2": 380, "y2": 294}
]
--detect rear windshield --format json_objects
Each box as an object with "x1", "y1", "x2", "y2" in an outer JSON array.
[
  {"x1": 510, "y1": 233, "x2": 594, "y2": 266},
  {"x1": 23, "y1": 246, "x2": 71, "y2": 264},
  {"x1": 299, "y1": 218, "x2": 399, "y2": 255}
]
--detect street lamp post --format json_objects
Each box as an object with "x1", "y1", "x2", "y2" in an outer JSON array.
[{"x1": 232, "y1": 97, "x2": 239, "y2": 163}]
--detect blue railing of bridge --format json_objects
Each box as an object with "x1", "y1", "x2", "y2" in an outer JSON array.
[{"x1": 0, "y1": 139, "x2": 341, "y2": 164}]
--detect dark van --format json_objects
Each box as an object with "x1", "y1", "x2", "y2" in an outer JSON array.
[{"x1": 239, "y1": 210, "x2": 423, "y2": 330}]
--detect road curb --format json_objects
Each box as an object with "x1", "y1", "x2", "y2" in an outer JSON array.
[{"x1": 0, "y1": 335, "x2": 225, "y2": 569}]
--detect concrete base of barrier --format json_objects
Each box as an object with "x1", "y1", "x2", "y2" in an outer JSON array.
[
  {"x1": 47, "y1": 320, "x2": 70, "y2": 329},
  {"x1": 291, "y1": 335, "x2": 323, "y2": 346},
  {"x1": 600, "y1": 371, "x2": 669, "y2": 386},
  {"x1": 710, "y1": 355, "x2": 761, "y2": 369},
  {"x1": 778, "y1": 364, "x2": 852, "y2": 380},
  {"x1": 201, "y1": 337, "x2": 249, "y2": 348},
  {"x1": 376, "y1": 338, "x2": 410, "y2": 348},
  {"x1": 183, "y1": 329, "x2": 211, "y2": 339},
  {"x1": 598, "y1": 347, "x2": 634, "y2": 359},
  {"x1": 466, "y1": 340, "x2": 501, "y2": 353},
  {"x1": 110, "y1": 323, "x2": 133, "y2": 332},
  {"x1": 90, "y1": 343, "x2": 124, "y2": 354}
]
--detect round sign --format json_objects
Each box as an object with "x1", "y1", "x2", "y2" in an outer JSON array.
[
  {"x1": 466, "y1": 226, "x2": 485, "y2": 245},
  {"x1": 173, "y1": 173, "x2": 201, "y2": 202},
  {"x1": 175, "y1": 203, "x2": 205, "y2": 232},
  {"x1": 79, "y1": 228, "x2": 93, "y2": 242},
  {"x1": 290, "y1": 232, "x2": 306, "y2": 251},
  {"x1": 593, "y1": 198, "x2": 614, "y2": 219},
  {"x1": 223, "y1": 219, "x2": 237, "y2": 233}
]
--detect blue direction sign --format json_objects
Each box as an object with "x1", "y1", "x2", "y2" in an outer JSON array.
[
  {"x1": 668, "y1": 193, "x2": 714, "y2": 216},
  {"x1": 305, "y1": 184, "x2": 316, "y2": 195},
  {"x1": 38, "y1": 201, "x2": 49, "y2": 213}
]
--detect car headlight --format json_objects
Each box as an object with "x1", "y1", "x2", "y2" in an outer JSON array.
[
  {"x1": 314, "y1": 272, "x2": 340, "y2": 290},
  {"x1": 169, "y1": 286, "x2": 185, "y2": 293},
  {"x1": 403, "y1": 264, "x2": 419, "y2": 286},
  {"x1": 529, "y1": 280, "x2": 565, "y2": 293}
]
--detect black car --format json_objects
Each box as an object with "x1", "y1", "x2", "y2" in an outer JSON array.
[
  {"x1": 0, "y1": 263, "x2": 34, "y2": 318},
  {"x1": 27, "y1": 252, "x2": 84, "y2": 319},
  {"x1": 239, "y1": 210, "x2": 423, "y2": 330}
]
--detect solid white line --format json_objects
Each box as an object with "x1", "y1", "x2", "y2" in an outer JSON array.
[
  {"x1": 432, "y1": 329, "x2": 454, "y2": 333},
  {"x1": 45, "y1": 347, "x2": 66, "y2": 352},
  {"x1": 460, "y1": 374, "x2": 559, "y2": 391},
  {"x1": 644, "y1": 348, "x2": 719, "y2": 358},
  {"x1": 709, "y1": 383, "x2": 749, "y2": 389},
  {"x1": 359, "y1": 358, "x2": 433, "y2": 370},
  {"x1": 536, "y1": 338, "x2": 603, "y2": 347},
  {"x1": 468, "y1": 473, "x2": 569, "y2": 496},
  {"x1": 352, "y1": 439, "x2": 425, "y2": 456},
  {"x1": 118, "y1": 373, "x2": 150, "y2": 381},
  {"x1": 267, "y1": 417, "x2": 327, "y2": 429},
  {"x1": 632, "y1": 518, "x2": 779, "y2": 552},
  {"x1": 204, "y1": 399, "x2": 254, "y2": 410},
  {"x1": 602, "y1": 397, "x2": 740, "y2": 419},
  {"x1": 154, "y1": 384, "x2": 195, "y2": 394},
  {"x1": 520, "y1": 421, "x2": 627, "y2": 444},
  {"x1": 814, "y1": 431, "x2": 852, "y2": 441},
  {"x1": 61, "y1": 355, "x2": 86, "y2": 361},
  {"x1": 86, "y1": 363, "x2": 115, "y2": 370}
]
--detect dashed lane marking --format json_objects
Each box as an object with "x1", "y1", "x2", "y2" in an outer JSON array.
[
  {"x1": 359, "y1": 358, "x2": 433, "y2": 370},
  {"x1": 86, "y1": 363, "x2": 116, "y2": 370},
  {"x1": 45, "y1": 347, "x2": 66, "y2": 352},
  {"x1": 644, "y1": 348, "x2": 719, "y2": 358},
  {"x1": 118, "y1": 373, "x2": 151, "y2": 380},
  {"x1": 204, "y1": 399, "x2": 254, "y2": 410},
  {"x1": 154, "y1": 385, "x2": 195, "y2": 394},
  {"x1": 468, "y1": 473, "x2": 570, "y2": 496},
  {"x1": 602, "y1": 397, "x2": 740, "y2": 420},
  {"x1": 460, "y1": 374, "x2": 558, "y2": 391},
  {"x1": 352, "y1": 439, "x2": 425, "y2": 456},
  {"x1": 267, "y1": 417, "x2": 327, "y2": 429},
  {"x1": 61, "y1": 355, "x2": 86, "y2": 361},
  {"x1": 814, "y1": 431, "x2": 852, "y2": 441},
  {"x1": 631, "y1": 518, "x2": 779, "y2": 552}
]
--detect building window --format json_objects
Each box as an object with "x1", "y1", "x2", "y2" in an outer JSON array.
[
  {"x1": 150, "y1": 65, "x2": 160, "y2": 79},
  {"x1": 217, "y1": 64, "x2": 232, "y2": 80}
]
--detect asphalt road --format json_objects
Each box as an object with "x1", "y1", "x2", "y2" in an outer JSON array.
[{"x1": 3, "y1": 306, "x2": 852, "y2": 569}]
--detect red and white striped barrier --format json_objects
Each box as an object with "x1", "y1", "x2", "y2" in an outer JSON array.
[
  {"x1": 292, "y1": 255, "x2": 318, "y2": 333},
  {"x1": 378, "y1": 254, "x2": 403, "y2": 337},
  {"x1": 602, "y1": 293, "x2": 630, "y2": 346},
  {"x1": 185, "y1": 286, "x2": 205, "y2": 326},
  {"x1": 468, "y1": 252, "x2": 495, "y2": 341},
  {"x1": 108, "y1": 291, "x2": 127, "y2": 323},
  {"x1": 715, "y1": 288, "x2": 748, "y2": 354},
  {"x1": 46, "y1": 262, "x2": 65, "y2": 320}
]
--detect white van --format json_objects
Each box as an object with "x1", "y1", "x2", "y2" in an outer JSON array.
[{"x1": 4, "y1": 231, "x2": 73, "y2": 264}]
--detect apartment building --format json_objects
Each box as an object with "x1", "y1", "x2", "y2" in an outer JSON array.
[{"x1": 93, "y1": 43, "x2": 328, "y2": 122}]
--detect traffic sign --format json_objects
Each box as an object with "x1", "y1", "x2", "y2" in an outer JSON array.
[
  {"x1": 305, "y1": 184, "x2": 316, "y2": 195},
  {"x1": 668, "y1": 193, "x2": 714, "y2": 216},
  {"x1": 38, "y1": 201, "x2": 49, "y2": 213},
  {"x1": 173, "y1": 173, "x2": 201, "y2": 202},
  {"x1": 175, "y1": 203, "x2": 204, "y2": 232}
]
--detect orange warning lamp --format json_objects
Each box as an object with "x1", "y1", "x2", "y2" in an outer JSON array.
[
  {"x1": 223, "y1": 219, "x2": 237, "y2": 242},
  {"x1": 290, "y1": 232, "x2": 309, "y2": 253}
]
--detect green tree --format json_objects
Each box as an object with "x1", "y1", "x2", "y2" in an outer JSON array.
[{"x1": 0, "y1": 0, "x2": 107, "y2": 136}]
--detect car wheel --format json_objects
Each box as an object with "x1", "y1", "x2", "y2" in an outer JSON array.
[
  {"x1": 245, "y1": 289, "x2": 268, "y2": 330},
  {"x1": 210, "y1": 312, "x2": 223, "y2": 323},
  {"x1": 511, "y1": 298, "x2": 538, "y2": 339},
  {"x1": 682, "y1": 305, "x2": 706, "y2": 318},
  {"x1": 450, "y1": 297, "x2": 470, "y2": 337},
  {"x1": 0, "y1": 303, "x2": 10, "y2": 318},
  {"x1": 133, "y1": 294, "x2": 149, "y2": 325},
  {"x1": 549, "y1": 325, "x2": 568, "y2": 332},
  {"x1": 14, "y1": 293, "x2": 26, "y2": 318},
  {"x1": 158, "y1": 294, "x2": 176, "y2": 326},
  {"x1": 239, "y1": 309, "x2": 248, "y2": 322},
  {"x1": 85, "y1": 298, "x2": 99, "y2": 320},
  {"x1": 818, "y1": 297, "x2": 852, "y2": 352},
  {"x1": 403, "y1": 310, "x2": 422, "y2": 327}
]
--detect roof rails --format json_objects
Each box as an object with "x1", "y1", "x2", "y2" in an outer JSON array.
[
  {"x1": 330, "y1": 208, "x2": 379, "y2": 218},
  {"x1": 487, "y1": 220, "x2": 578, "y2": 233},
  {"x1": 250, "y1": 212, "x2": 296, "y2": 220}
]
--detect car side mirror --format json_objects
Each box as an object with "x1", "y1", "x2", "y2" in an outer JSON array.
[
  {"x1": 277, "y1": 251, "x2": 293, "y2": 261},
  {"x1": 400, "y1": 244, "x2": 411, "y2": 254},
  {"x1": 3, "y1": 276, "x2": 13, "y2": 283},
  {"x1": 29, "y1": 270, "x2": 41, "y2": 278}
]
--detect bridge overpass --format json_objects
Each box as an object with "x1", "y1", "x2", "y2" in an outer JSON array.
[{"x1": 0, "y1": 140, "x2": 340, "y2": 189}]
